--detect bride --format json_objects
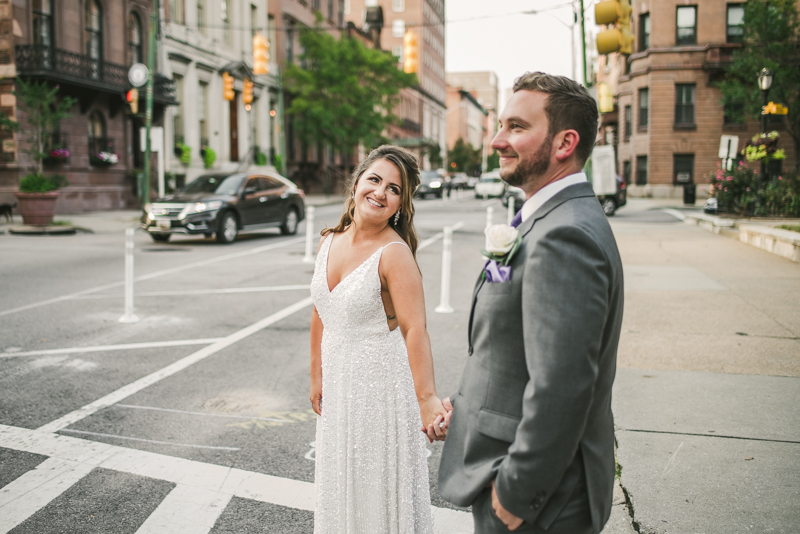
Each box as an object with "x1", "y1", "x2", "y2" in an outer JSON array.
[{"x1": 309, "y1": 145, "x2": 448, "y2": 533}]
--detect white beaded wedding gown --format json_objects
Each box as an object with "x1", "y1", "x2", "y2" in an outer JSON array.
[{"x1": 310, "y1": 232, "x2": 434, "y2": 534}]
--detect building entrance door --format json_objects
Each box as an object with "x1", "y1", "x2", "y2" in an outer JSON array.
[{"x1": 229, "y1": 94, "x2": 239, "y2": 161}]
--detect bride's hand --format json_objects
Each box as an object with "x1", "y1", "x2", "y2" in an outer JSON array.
[
  {"x1": 419, "y1": 396, "x2": 447, "y2": 442},
  {"x1": 310, "y1": 381, "x2": 322, "y2": 416}
]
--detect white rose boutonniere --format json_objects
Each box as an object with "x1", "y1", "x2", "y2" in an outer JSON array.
[{"x1": 481, "y1": 224, "x2": 522, "y2": 282}]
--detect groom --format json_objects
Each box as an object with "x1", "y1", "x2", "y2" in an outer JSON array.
[{"x1": 436, "y1": 72, "x2": 624, "y2": 533}]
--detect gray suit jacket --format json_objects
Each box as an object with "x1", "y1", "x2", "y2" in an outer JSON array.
[{"x1": 438, "y1": 182, "x2": 624, "y2": 533}]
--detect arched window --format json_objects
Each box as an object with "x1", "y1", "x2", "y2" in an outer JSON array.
[
  {"x1": 85, "y1": 0, "x2": 103, "y2": 73},
  {"x1": 129, "y1": 12, "x2": 142, "y2": 65},
  {"x1": 88, "y1": 110, "x2": 107, "y2": 155}
]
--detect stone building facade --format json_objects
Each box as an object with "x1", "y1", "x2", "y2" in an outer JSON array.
[
  {"x1": 0, "y1": 0, "x2": 175, "y2": 213},
  {"x1": 597, "y1": 0, "x2": 795, "y2": 198}
]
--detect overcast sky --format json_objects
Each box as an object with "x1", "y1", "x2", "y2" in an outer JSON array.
[{"x1": 445, "y1": 0, "x2": 587, "y2": 111}]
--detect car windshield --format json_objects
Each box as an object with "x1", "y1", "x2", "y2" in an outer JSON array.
[
  {"x1": 182, "y1": 175, "x2": 244, "y2": 195},
  {"x1": 420, "y1": 172, "x2": 440, "y2": 183}
]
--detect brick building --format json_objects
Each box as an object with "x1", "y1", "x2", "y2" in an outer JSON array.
[
  {"x1": 0, "y1": 0, "x2": 176, "y2": 213},
  {"x1": 597, "y1": 0, "x2": 795, "y2": 198},
  {"x1": 345, "y1": 0, "x2": 446, "y2": 170},
  {"x1": 444, "y1": 86, "x2": 487, "y2": 154},
  {"x1": 446, "y1": 71, "x2": 498, "y2": 167}
]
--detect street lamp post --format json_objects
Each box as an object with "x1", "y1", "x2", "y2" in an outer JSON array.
[{"x1": 756, "y1": 68, "x2": 773, "y2": 215}]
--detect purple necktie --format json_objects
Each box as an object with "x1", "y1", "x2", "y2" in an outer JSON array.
[{"x1": 510, "y1": 210, "x2": 523, "y2": 228}]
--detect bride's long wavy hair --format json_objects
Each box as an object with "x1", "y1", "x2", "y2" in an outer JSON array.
[{"x1": 322, "y1": 145, "x2": 421, "y2": 259}]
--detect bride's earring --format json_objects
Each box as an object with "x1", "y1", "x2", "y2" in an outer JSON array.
[{"x1": 394, "y1": 211, "x2": 401, "y2": 225}]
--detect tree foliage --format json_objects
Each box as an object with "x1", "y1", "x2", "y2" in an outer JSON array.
[
  {"x1": 0, "y1": 79, "x2": 76, "y2": 176},
  {"x1": 283, "y1": 23, "x2": 417, "y2": 170},
  {"x1": 718, "y1": 0, "x2": 800, "y2": 169},
  {"x1": 447, "y1": 137, "x2": 482, "y2": 175}
]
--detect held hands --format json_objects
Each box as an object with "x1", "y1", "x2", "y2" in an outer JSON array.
[{"x1": 419, "y1": 396, "x2": 454, "y2": 443}]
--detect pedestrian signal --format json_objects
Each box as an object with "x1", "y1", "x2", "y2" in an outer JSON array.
[
  {"x1": 253, "y1": 33, "x2": 270, "y2": 75},
  {"x1": 404, "y1": 31, "x2": 418, "y2": 74},
  {"x1": 243, "y1": 78, "x2": 254, "y2": 106},
  {"x1": 595, "y1": 0, "x2": 634, "y2": 55},
  {"x1": 126, "y1": 88, "x2": 139, "y2": 114},
  {"x1": 223, "y1": 72, "x2": 235, "y2": 101}
]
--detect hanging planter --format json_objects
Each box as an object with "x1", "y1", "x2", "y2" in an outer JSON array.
[
  {"x1": 43, "y1": 147, "x2": 70, "y2": 165},
  {"x1": 90, "y1": 151, "x2": 120, "y2": 167}
]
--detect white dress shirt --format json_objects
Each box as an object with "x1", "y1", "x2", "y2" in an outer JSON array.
[{"x1": 519, "y1": 172, "x2": 588, "y2": 223}]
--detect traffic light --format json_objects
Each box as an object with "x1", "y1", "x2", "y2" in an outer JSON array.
[
  {"x1": 403, "y1": 31, "x2": 418, "y2": 74},
  {"x1": 253, "y1": 32, "x2": 270, "y2": 75},
  {"x1": 222, "y1": 72, "x2": 235, "y2": 101},
  {"x1": 243, "y1": 78, "x2": 254, "y2": 106},
  {"x1": 126, "y1": 88, "x2": 139, "y2": 114},
  {"x1": 595, "y1": 0, "x2": 634, "y2": 55}
]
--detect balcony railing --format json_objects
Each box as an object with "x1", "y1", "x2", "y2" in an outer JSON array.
[{"x1": 15, "y1": 45, "x2": 177, "y2": 104}]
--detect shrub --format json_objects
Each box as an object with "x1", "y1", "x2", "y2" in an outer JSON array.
[
  {"x1": 708, "y1": 162, "x2": 800, "y2": 217},
  {"x1": 202, "y1": 146, "x2": 216, "y2": 169},
  {"x1": 19, "y1": 173, "x2": 69, "y2": 193}
]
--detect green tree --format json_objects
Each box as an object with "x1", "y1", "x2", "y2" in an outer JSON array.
[
  {"x1": 0, "y1": 79, "x2": 76, "y2": 176},
  {"x1": 423, "y1": 141, "x2": 444, "y2": 169},
  {"x1": 718, "y1": 0, "x2": 800, "y2": 169},
  {"x1": 283, "y1": 22, "x2": 417, "y2": 173},
  {"x1": 447, "y1": 137, "x2": 482, "y2": 175},
  {"x1": 486, "y1": 150, "x2": 500, "y2": 172}
]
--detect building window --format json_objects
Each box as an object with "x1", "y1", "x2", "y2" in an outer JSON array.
[
  {"x1": 197, "y1": 0, "x2": 205, "y2": 34},
  {"x1": 250, "y1": 4, "x2": 257, "y2": 36},
  {"x1": 344, "y1": 0, "x2": 350, "y2": 15},
  {"x1": 727, "y1": 4, "x2": 745, "y2": 43},
  {"x1": 392, "y1": 45, "x2": 404, "y2": 63},
  {"x1": 673, "y1": 154, "x2": 694, "y2": 185},
  {"x1": 328, "y1": 0, "x2": 334, "y2": 20},
  {"x1": 221, "y1": 0, "x2": 231, "y2": 44},
  {"x1": 88, "y1": 110, "x2": 107, "y2": 154},
  {"x1": 723, "y1": 101, "x2": 745, "y2": 125},
  {"x1": 365, "y1": 0, "x2": 377, "y2": 6},
  {"x1": 32, "y1": 0, "x2": 54, "y2": 47},
  {"x1": 675, "y1": 84, "x2": 696, "y2": 126},
  {"x1": 676, "y1": 6, "x2": 697, "y2": 45},
  {"x1": 639, "y1": 13, "x2": 650, "y2": 51},
  {"x1": 169, "y1": 0, "x2": 184, "y2": 23},
  {"x1": 393, "y1": 0, "x2": 405, "y2": 12},
  {"x1": 268, "y1": 15, "x2": 277, "y2": 66},
  {"x1": 638, "y1": 88, "x2": 649, "y2": 129},
  {"x1": 312, "y1": 0, "x2": 320, "y2": 11},
  {"x1": 338, "y1": 0, "x2": 344, "y2": 26},
  {"x1": 392, "y1": 19, "x2": 405, "y2": 38},
  {"x1": 624, "y1": 105, "x2": 632, "y2": 139},
  {"x1": 635, "y1": 156, "x2": 648, "y2": 185},
  {"x1": 85, "y1": 0, "x2": 103, "y2": 61},
  {"x1": 199, "y1": 81, "x2": 208, "y2": 147},
  {"x1": 623, "y1": 160, "x2": 631, "y2": 185},
  {"x1": 129, "y1": 12, "x2": 143, "y2": 65},
  {"x1": 173, "y1": 75, "x2": 184, "y2": 145}
]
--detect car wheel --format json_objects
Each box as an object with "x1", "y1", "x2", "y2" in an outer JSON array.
[
  {"x1": 281, "y1": 207, "x2": 299, "y2": 235},
  {"x1": 601, "y1": 197, "x2": 617, "y2": 216},
  {"x1": 216, "y1": 212, "x2": 238, "y2": 244},
  {"x1": 150, "y1": 233, "x2": 170, "y2": 243}
]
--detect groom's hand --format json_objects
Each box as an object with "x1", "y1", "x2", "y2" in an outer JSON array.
[{"x1": 490, "y1": 480, "x2": 523, "y2": 531}]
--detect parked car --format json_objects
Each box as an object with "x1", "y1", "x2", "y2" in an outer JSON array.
[
  {"x1": 501, "y1": 185, "x2": 526, "y2": 208},
  {"x1": 474, "y1": 171, "x2": 506, "y2": 199},
  {"x1": 703, "y1": 198, "x2": 718, "y2": 214},
  {"x1": 415, "y1": 170, "x2": 445, "y2": 199},
  {"x1": 142, "y1": 172, "x2": 305, "y2": 244},
  {"x1": 466, "y1": 176, "x2": 480, "y2": 189},
  {"x1": 598, "y1": 175, "x2": 627, "y2": 216},
  {"x1": 449, "y1": 172, "x2": 470, "y2": 190}
]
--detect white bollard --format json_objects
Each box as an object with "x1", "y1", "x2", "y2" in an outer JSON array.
[
  {"x1": 119, "y1": 228, "x2": 140, "y2": 323},
  {"x1": 302, "y1": 205, "x2": 316, "y2": 264},
  {"x1": 486, "y1": 206, "x2": 494, "y2": 229},
  {"x1": 435, "y1": 226, "x2": 455, "y2": 314},
  {"x1": 507, "y1": 196, "x2": 515, "y2": 225}
]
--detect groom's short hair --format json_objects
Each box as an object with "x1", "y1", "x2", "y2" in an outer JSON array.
[{"x1": 513, "y1": 72, "x2": 598, "y2": 166}]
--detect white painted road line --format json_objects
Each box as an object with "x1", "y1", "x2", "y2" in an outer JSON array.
[
  {"x1": 58, "y1": 429, "x2": 241, "y2": 451},
  {"x1": 0, "y1": 457, "x2": 95, "y2": 534},
  {"x1": 115, "y1": 404, "x2": 289, "y2": 423},
  {"x1": 0, "y1": 424, "x2": 474, "y2": 533},
  {"x1": 135, "y1": 484, "x2": 234, "y2": 534},
  {"x1": 0, "y1": 236, "x2": 305, "y2": 318},
  {"x1": 37, "y1": 296, "x2": 314, "y2": 433},
  {"x1": 418, "y1": 222, "x2": 465, "y2": 251},
  {"x1": 1, "y1": 338, "x2": 224, "y2": 359},
  {"x1": 70, "y1": 284, "x2": 311, "y2": 299}
]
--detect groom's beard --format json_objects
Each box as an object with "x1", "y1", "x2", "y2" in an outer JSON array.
[{"x1": 500, "y1": 134, "x2": 553, "y2": 188}]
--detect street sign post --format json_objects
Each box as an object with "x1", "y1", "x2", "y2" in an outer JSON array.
[{"x1": 718, "y1": 135, "x2": 739, "y2": 171}]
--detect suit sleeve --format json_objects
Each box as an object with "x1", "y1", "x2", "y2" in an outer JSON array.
[{"x1": 494, "y1": 224, "x2": 611, "y2": 521}]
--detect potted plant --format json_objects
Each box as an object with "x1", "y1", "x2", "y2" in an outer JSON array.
[
  {"x1": 201, "y1": 145, "x2": 216, "y2": 169},
  {"x1": 44, "y1": 147, "x2": 70, "y2": 165},
  {"x1": 174, "y1": 141, "x2": 191, "y2": 165},
  {"x1": 89, "y1": 150, "x2": 120, "y2": 166},
  {"x1": 0, "y1": 79, "x2": 76, "y2": 225}
]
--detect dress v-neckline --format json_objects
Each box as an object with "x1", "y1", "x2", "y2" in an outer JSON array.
[{"x1": 324, "y1": 233, "x2": 384, "y2": 294}]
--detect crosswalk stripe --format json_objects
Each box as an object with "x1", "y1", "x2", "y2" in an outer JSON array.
[
  {"x1": 0, "y1": 457, "x2": 95, "y2": 533},
  {"x1": 0, "y1": 424, "x2": 474, "y2": 533},
  {"x1": 135, "y1": 484, "x2": 234, "y2": 534}
]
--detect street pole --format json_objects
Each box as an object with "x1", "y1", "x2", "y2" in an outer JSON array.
[
  {"x1": 579, "y1": 0, "x2": 590, "y2": 86},
  {"x1": 143, "y1": 0, "x2": 158, "y2": 209}
]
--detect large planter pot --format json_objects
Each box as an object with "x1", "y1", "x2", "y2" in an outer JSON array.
[{"x1": 14, "y1": 191, "x2": 61, "y2": 226}]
